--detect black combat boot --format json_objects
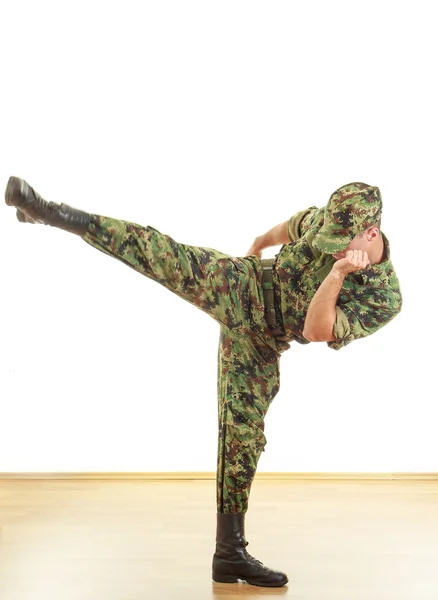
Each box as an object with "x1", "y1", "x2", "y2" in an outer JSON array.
[
  {"x1": 212, "y1": 513, "x2": 288, "y2": 587},
  {"x1": 5, "y1": 176, "x2": 90, "y2": 236}
]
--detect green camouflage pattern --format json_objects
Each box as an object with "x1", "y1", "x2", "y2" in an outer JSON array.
[
  {"x1": 216, "y1": 328, "x2": 279, "y2": 513},
  {"x1": 276, "y1": 207, "x2": 402, "y2": 350},
  {"x1": 80, "y1": 203, "x2": 401, "y2": 510},
  {"x1": 312, "y1": 182, "x2": 382, "y2": 254},
  {"x1": 5, "y1": 177, "x2": 403, "y2": 514},
  {"x1": 82, "y1": 215, "x2": 285, "y2": 513}
]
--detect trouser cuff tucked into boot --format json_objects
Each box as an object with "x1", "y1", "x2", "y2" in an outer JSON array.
[{"x1": 212, "y1": 512, "x2": 288, "y2": 587}]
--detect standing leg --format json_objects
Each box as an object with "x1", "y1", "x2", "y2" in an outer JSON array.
[
  {"x1": 212, "y1": 327, "x2": 288, "y2": 587},
  {"x1": 216, "y1": 328, "x2": 279, "y2": 513}
]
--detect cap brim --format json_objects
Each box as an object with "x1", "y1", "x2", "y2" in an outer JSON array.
[{"x1": 312, "y1": 231, "x2": 353, "y2": 254}]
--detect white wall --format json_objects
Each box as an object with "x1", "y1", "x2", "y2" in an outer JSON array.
[{"x1": 0, "y1": 0, "x2": 436, "y2": 473}]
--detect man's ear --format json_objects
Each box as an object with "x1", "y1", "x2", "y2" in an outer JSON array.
[{"x1": 367, "y1": 226, "x2": 380, "y2": 241}]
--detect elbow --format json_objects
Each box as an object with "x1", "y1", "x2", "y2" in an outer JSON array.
[
  {"x1": 303, "y1": 312, "x2": 336, "y2": 343},
  {"x1": 303, "y1": 330, "x2": 316, "y2": 342},
  {"x1": 303, "y1": 326, "x2": 335, "y2": 343},
  {"x1": 303, "y1": 330, "x2": 322, "y2": 342}
]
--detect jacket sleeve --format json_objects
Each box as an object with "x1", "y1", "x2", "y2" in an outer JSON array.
[
  {"x1": 327, "y1": 286, "x2": 402, "y2": 351},
  {"x1": 287, "y1": 206, "x2": 319, "y2": 242}
]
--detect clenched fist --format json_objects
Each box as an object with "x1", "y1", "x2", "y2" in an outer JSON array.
[{"x1": 332, "y1": 249, "x2": 370, "y2": 276}]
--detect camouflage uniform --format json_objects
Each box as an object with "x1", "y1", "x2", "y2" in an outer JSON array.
[
  {"x1": 81, "y1": 181, "x2": 402, "y2": 513},
  {"x1": 82, "y1": 217, "x2": 285, "y2": 513}
]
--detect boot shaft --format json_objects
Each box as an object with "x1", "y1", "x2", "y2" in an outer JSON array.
[{"x1": 215, "y1": 512, "x2": 247, "y2": 547}]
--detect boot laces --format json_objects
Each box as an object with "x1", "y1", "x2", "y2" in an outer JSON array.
[
  {"x1": 243, "y1": 542, "x2": 264, "y2": 567},
  {"x1": 31, "y1": 187, "x2": 57, "y2": 217}
]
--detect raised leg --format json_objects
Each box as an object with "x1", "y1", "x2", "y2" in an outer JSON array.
[
  {"x1": 5, "y1": 176, "x2": 268, "y2": 333},
  {"x1": 83, "y1": 215, "x2": 266, "y2": 332}
]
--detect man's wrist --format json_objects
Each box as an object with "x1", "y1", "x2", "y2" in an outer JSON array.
[
  {"x1": 255, "y1": 234, "x2": 267, "y2": 252},
  {"x1": 330, "y1": 265, "x2": 346, "y2": 281}
]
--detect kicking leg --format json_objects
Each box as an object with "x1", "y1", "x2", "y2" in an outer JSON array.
[
  {"x1": 5, "y1": 176, "x2": 266, "y2": 331},
  {"x1": 82, "y1": 215, "x2": 264, "y2": 330}
]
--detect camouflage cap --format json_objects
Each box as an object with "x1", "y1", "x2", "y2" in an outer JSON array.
[{"x1": 312, "y1": 182, "x2": 382, "y2": 254}]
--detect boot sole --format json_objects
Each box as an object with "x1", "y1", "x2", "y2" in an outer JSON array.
[
  {"x1": 213, "y1": 574, "x2": 288, "y2": 587},
  {"x1": 5, "y1": 177, "x2": 37, "y2": 224},
  {"x1": 5, "y1": 176, "x2": 24, "y2": 208}
]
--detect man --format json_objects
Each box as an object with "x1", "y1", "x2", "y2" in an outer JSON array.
[{"x1": 5, "y1": 177, "x2": 402, "y2": 588}]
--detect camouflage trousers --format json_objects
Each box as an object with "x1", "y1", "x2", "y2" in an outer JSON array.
[{"x1": 82, "y1": 215, "x2": 285, "y2": 513}]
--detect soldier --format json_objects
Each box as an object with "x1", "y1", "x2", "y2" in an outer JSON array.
[{"x1": 5, "y1": 177, "x2": 402, "y2": 588}]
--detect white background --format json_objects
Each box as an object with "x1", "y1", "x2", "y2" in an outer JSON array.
[{"x1": 0, "y1": 0, "x2": 436, "y2": 473}]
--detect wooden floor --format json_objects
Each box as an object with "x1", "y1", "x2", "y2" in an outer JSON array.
[{"x1": 1, "y1": 479, "x2": 438, "y2": 599}]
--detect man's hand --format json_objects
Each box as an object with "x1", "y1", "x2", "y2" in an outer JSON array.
[
  {"x1": 332, "y1": 249, "x2": 370, "y2": 277},
  {"x1": 246, "y1": 222, "x2": 289, "y2": 258},
  {"x1": 246, "y1": 237, "x2": 263, "y2": 258}
]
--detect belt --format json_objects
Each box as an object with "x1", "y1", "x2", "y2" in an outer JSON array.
[{"x1": 261, "y1": 258, "x2": 285, "y2": 337}]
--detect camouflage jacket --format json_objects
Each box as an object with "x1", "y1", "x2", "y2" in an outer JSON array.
[{"x1": 272, "y1": 206, "x2": 402, "y2": 350}]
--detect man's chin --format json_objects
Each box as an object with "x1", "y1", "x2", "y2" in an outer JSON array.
[{"x1": 332, "y1": 252, "x2": 346, "y2": 260}]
